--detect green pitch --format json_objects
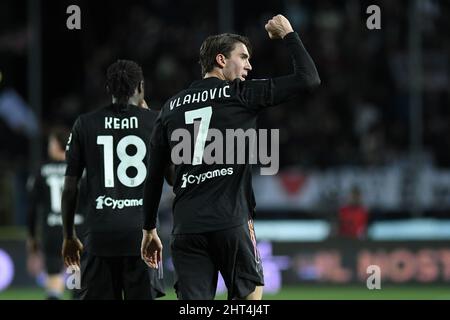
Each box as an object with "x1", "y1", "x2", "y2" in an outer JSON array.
[{"x1": 1, "y1": 285, "x2": 449, "y2": 300}]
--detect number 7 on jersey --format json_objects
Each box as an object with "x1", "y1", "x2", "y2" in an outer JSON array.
[{"x1": 185, "y1": 106, "x2": 212, "y2": 165}]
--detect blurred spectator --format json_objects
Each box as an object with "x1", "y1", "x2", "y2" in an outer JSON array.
[
  {"x1": 338, "y1": 186, "x2": 369, "y2": 239},
  {"x1": 1, "y1": 0, "x2": 449, "y2": 170},
  {"x1": 0, "y1": 87, "x2": 38, "y2": 138},
  {"x1": 1, "y1": 0, "x2": 450, "y2": 227}
]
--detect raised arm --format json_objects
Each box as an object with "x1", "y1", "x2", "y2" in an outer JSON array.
[
  {"x1": 239, "y1": 15, "x2": 320, "y2": 110},
  {"x1": 266, "y1": 14, "x2": 320, "y2": 104}
]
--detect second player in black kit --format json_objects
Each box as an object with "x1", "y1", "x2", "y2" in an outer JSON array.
[
  {"x1": 141, "y1": 15, "x2": 320, "y2": 300},
  {"x1": 27, "y1": 127, "x2": 85, "y2": 300},
  {"x1": 62, "y1": 60, "x2": 164, "y2": 300}
]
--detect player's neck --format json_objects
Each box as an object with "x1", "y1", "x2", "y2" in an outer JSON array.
[
  {"x1": 111, "y1": 96, "x2": 139, "y2": 106},
  {"x1": 51, "y1": 153, "x2": 65, "y2": 162},
  {"x1": 204, "y1": 70, "x2": 225, "y2": 81}
]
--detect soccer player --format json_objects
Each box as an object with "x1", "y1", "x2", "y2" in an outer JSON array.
[
  {"x1": 27, "y1": 127, "x2": 84, "y2": 300},
  {"x1": 141, "y1": 14, "x2": 320, "y2": 300},
  {"x1": 62, "y1": 60, "x2": 165, "y2": 300}
]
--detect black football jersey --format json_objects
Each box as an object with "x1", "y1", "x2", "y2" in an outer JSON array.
[
  {"x1": 150, "y1": 78, "x2": 268, "y2": 234},
  {"x1": 66, "y1": 104, "x2": 158, "y2": 255},
  {"x1": 145, "y1": 32, "x2": 320, "y2": 234}
]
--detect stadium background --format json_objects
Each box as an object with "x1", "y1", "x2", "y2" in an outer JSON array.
[{"x1": 1, "y1": 0, "x2": 450, "y2": 299}]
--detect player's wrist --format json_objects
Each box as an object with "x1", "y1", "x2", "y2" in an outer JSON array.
[
  {"x1": 281, "y1": 30, "x2": 295, "y2": 39},
  {"x1": 63, "y1": 230, "x2": 77, "y2": 240},
  {"x1": 143, "y1": 228, "x2": 157, "y2": 235}
]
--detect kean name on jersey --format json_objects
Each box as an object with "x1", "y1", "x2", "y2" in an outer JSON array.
[{"x1": 104, "y1": 116, "x2": 138, "y2": 129}]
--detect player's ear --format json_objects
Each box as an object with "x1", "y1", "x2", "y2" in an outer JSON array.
[
  {"x1": 216, "y1": 54, "x2": 226, "y2": 68},
  {"x1": 138, "y1": 81, "x2": 144, "y2": 94}
]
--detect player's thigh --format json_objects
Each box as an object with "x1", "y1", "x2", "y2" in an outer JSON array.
[
  {"x1": 122, "y1": 256, "x2": 165, "y2": 300},
  {"x1": 171, "y1": 234, "x2": 218, "y2": 300},
  {"x1": 212, "y1": 221, "x2": 264, "y2": 300}
]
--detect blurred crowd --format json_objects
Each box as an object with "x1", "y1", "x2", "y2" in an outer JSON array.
[{"x1": 1, "y1": 0, "x2": 449, "y2": 171}]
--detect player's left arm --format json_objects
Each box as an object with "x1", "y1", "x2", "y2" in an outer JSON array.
[
  {"x1": 143, "y1": 113, "x2": 170, "y2": 231},
  {"x1": 142, "y1": 114, "x2": 169, "y2": 268},
  {"x1": 143, "y1": 148, "x2": 167, "y2": 231},
  {"x1": 141, "y1": 149, "x2": 167, "y2": 268}
]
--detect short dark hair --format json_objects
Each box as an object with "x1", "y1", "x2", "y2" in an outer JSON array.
[
  {"x1": 105, "y1": 60, "x2": 143, "y2": 104},
  {"x1": 49, "y1": 126, "x2": 70, "y2": 151},
  {"x1": 199, "y1": 33, "x2": 252, "y2": 77}
]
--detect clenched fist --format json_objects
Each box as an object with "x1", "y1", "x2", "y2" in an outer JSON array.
[{"x1": 265, "y1": 14, "x2": 294, "y2": 39}]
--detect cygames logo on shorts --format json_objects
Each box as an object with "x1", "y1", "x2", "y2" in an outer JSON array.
[
  {"x1": 95, "y1": 195, "x2": 143, "y2": 210},
  {"x1": 181, "y1": 167, "x2": 234, "y2": 188}
]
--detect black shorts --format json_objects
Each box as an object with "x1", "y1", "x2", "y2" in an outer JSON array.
[
  {"x1": 171, "y1": 220, "x2": 264, "y2": 300},
  {"x1": 42, "y1": 233, "x2": 64, "y2": 275},
  {"x1": 78, "y1": 254, "x2": 165, "y2": 300},
  {"x1": 44, "y1": 252, "x2": 64, "y2": 275}
]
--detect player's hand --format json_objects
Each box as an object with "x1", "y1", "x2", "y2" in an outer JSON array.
[
  {"x1": 265, "y1": 14, "x2": 294, "y2": 39},
  {"x1": 141, "y1": 229, "x2": 163, "y2": 269},
  {"x1": 62, "y1": 237, "x2": 84, "y2": 269}
]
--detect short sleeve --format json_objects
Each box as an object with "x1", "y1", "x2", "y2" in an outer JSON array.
[
  {"x1": 65, "y1": 117, "x2": 85, "y2": 178},
  {"x1": 150, "y1": 111, "x2": 169, "y2": 151}
]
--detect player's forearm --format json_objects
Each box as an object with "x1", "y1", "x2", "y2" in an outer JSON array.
[
  {"x1": 61, "y1": 177, "x2": 79, "y2": 238},
  {"x1": 284, "y1": 31, "x2": 320, "y2": 87},
  {"x1": 270, "y1": 32, "x2": 320, "y2": 104},
  {"x1": 143, "y1": 171, "x2": 164, "y2": 230},
  {"x1": 143, "y1": 149, "x2": 168, "y2": 230}
]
